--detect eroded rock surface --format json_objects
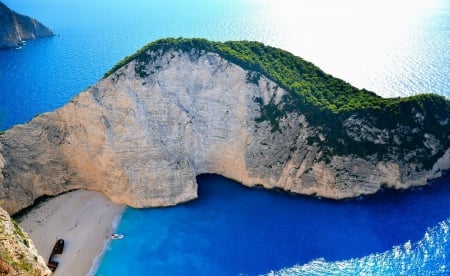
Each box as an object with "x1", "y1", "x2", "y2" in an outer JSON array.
[
  {"x1": 0, "y1": 49, "x2": 449, "y2": 214},
  {"x1": 0, "y1": 207, "x2": 51, "y2": 275}
]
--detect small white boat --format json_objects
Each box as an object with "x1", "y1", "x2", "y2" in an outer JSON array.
[{"x1": 111, "y1": 233, "x2": 124, "y2": 240}]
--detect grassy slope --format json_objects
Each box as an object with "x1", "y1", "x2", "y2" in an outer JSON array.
[{"x1": 104, "y1": 38, "x2": 450, "y2": 166}]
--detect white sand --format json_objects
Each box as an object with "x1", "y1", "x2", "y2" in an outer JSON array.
[{"x1": 17, "y1": 190, "x2": 124, "y2": 276}]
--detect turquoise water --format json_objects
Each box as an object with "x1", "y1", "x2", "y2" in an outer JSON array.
[
  {"x1": 96, "y1": 174, "x2": 450, "y2": 275},
  {"x1": 1, "y1": 0, "x2": 449, "y2": 275}
]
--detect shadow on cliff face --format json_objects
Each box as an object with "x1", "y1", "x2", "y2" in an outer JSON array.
[
  {"x1": 12, "y1": 189, "x2": 79, "y2": 219},
  {"x1": 182, "y1": 173, "x2": 450, "y2": 273}
]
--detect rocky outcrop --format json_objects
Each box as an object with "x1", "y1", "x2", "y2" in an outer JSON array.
[
  {"x1": 0, "y1": 40, "x2": 449, "y2": 214},
  {"x1": 0, "y1": 207, "x2": 51, "y2": 275},
  {"x1": 0, "y1": 2, "x2": 53, "y2": 49}
]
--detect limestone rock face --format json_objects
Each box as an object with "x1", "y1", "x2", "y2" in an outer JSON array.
[
  {"x1": 0, "y1": 49, "x2": 449, "y2": 214},
  {"x1": 0, "y1": 207, "x2": 51, "y2": 275},
  {"x1": 0, "y1": 2, "x2": 53, "y2": 49}
]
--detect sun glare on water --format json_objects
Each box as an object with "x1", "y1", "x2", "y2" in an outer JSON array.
[{"x1": 250, "y1": 0, "x2": 441, "y2": 96}]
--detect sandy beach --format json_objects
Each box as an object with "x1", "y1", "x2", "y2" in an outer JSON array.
[{"x1": 17, "y1": 190, "x2": 124, "y2": 276}]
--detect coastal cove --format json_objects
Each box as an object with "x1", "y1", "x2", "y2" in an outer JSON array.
[
  {"x1": 0, "y1": 0, "x2": 449, "y2": 275},
  {"x1": 96, "y1": 174, "x2": 450, "y2": 275},
  {"x1": 17, "y1": 190, "x2": 124, "y2": 276}
]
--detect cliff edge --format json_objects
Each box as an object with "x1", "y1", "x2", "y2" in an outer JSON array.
[
  {"x1": 0, "y1": 2, "x2": 53, "y2": 49},
  {"x1": 0, "y1": 38, "x2": 449, "y2": 214},
  {"x1": 0, "y1": 207, "x2": 51, "y2": 275}
]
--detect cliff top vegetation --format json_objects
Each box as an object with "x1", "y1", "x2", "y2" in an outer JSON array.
[
  {"x1": 104, "y1": 37, "x2": 450, "y2": 116},
  {"x1": 104, "y1": 38, "x2": 450, "y2": 165}
]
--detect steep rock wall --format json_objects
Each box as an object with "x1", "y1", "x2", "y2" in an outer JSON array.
[
  {"x1": 0, "y1": 49, "x2": 449, "y2": 214},
  {"x1": 0, "y1": 207, "x2": 51, "y2": 275}
]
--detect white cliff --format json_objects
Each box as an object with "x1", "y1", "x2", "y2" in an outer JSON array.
[{"x1": 0, "y1": 44, "x2": 449, "y2": 214}]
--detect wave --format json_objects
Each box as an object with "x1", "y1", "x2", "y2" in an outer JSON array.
[{"x1": 267, "y1": 219, "x2": 450, "y2": 275}]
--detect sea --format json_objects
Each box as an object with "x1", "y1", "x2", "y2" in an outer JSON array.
[{"x1": 1, "y1": 0, "x2": 449, "y2": 275}]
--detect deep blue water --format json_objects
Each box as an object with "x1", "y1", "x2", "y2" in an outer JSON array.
[
  {"x1": 1, "y1": 0, "x2": 450, "y2": 275},
  {"x1": 96, "y1": 174, "x2": 450, "y2": 275}
]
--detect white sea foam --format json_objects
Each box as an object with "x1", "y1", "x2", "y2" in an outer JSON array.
[{"x1": 266, "y1": 218, "x2": 450, "y2": 275}]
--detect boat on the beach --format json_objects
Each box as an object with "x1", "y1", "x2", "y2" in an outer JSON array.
[
  {"x1": 47, "y1": 260, "x2": 58, "y2": 272},
  {"x1": 111, "y1": 233, "x2": 124, "y2": 240},
  {"x1": 47, "y1": 239, "x2": 64, "y2": 272},
  {"x1": 52, "y1": 239, "x2": 64, "y2": 254}
]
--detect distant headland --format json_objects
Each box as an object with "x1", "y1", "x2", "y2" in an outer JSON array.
[{"x1": 0, "y1": 1, "x2": 53, "y2": 49}]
